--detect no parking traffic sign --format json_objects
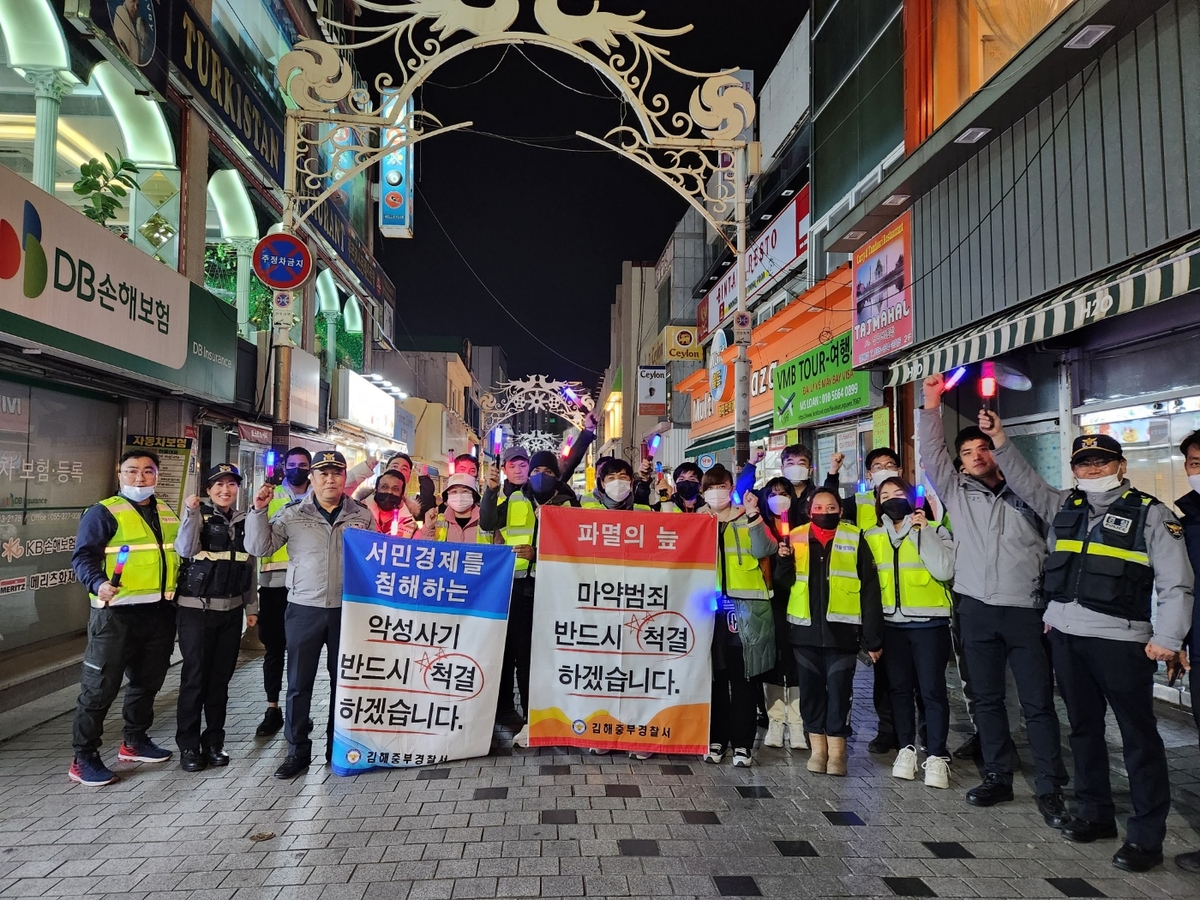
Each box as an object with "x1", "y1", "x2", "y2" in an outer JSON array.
[{"x1": 252, "y1": 233, "x2": 313, "y2": 290}]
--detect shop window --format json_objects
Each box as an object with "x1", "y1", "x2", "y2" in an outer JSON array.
[{"x1": 928, "y1": 0, "x2": 1079, "y2": 134}]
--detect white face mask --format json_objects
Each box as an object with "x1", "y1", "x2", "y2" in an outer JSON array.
[
  {"x1": 604, "y1": 479, "x2": 632, "y2": 502},
  {"x1": 446, "y1": 491, "x2": 474, "y2": 514},
  {"x1": 704, "y1": 488, "x2": 731, "y2": 510},
  {"x1": 1077, "y1": 474, "x2": 1122, "y2": 493},
  {"x1": 1188, "y1": 474, "x2": 1200, "y2": 495},
  {"x1": 782, "y1": 464, "x2": 809, "y2": 485},
  {"x1": 871, "y1": 468, "x2": 900, "y2": 488},
  {"x1": 120, "y1": 485, "x2": 155, "y2": 503},
  {"x1": 766, "y1": 495, "x2": 791, "y2": 516}
]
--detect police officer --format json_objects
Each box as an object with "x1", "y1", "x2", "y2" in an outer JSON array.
[
  {"x1": 68, "y1": 449, "x2": 179, "y2": 786},
  {"x1": 983, "y1": 417, "x2": 1194, "y2": 873},
  {"x1": 174, "y1": 464, "x2": 258, "y2": 772},
  {"x1": 255, "y1": 446, "x2": 312, "y2": 738},
  {"x1": 246, "y1": 450, "x2": 376, "y2": 779}
]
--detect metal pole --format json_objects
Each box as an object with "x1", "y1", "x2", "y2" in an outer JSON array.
[{"x1": 733, "y1": 146, "x2": 750, "y2": 469}]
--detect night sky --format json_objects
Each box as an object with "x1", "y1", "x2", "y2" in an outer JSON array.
[{"x1": 359, "y1": 1, "x2": 808, "y2": 386}]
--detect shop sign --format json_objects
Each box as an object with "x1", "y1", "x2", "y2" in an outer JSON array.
[
  {"x1": 872, "y1": 407, "x2": 891, "y2": 449},
  {"x1": 394, "y1": 405, "x2": 416, "y2": 453},
  {"x1": 697, "y1": 453, "x2": 715, "y2": 471},
  {"x1": 637, "y1": 366, "x2": 667, "y2": 417},
  {"x1": 663, "y1": 325, "x2": 702, "y2": 362},
  {"x1": 171, "y1": 0, "x2": 395, "y2": 309},
  {"x1": 335, "y1": 369, "x2": 396, "y2": 438},
  {"x1": 698, "y1": 184, "x2": 810, "y2": 340},
  {"x1": 238, "y1": 422, "x2": 273, "y2": 445},
  {"x1": 655, "y1": 239, "x2": 674, "y2": 289},
  {"x1": 0, "y1": 168, "x2": 237, "y2": 402},
  {"x1": 123, "y1": 434, "x2": 194, "y2": 512},
  {"x1": 65, "y1": 0, "x2": 171, "y2": 101},
  {"x1": 772, "y1": 331, "x2": 870, "y2": 430},
  {"x1": 257, "y1": 342, "x2": 321, "y2": 430},
  {"x1": 442, "y1": 409, "x2": 470, "y2": 458},
  {"x1": 852, "y1": 210, "x2": 914, "y2": 366},
  {"x1": 378, "y1": 91, "x2": 416, "y2": 239}
]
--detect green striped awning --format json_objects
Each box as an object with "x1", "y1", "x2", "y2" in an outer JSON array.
[
  {"x1": 685, "y1": 421, "x2": 771, "y2": 459},
  {"x1": 886, "y1": 235, "x2": 1200, "y2": 386}
]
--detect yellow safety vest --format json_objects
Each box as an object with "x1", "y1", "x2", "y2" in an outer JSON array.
[
  {"x1": 716, "y1": 517, "x2": 771, "y2": 600},
  {"x1": 500, "y1": 492, "x2": 535, "y2": 577},
  {"x1": 90, "y1": 496, "x2": 180, "y2": 607},
  {"x1": 432, "y1": 517, "x2": 494, "y2": 544},
  {"x1": 787, "y1": 522, "x2": 863, "y2": 626},
  {"x1": 863, "y1": 528, "x2": 952, "y2": 619},
  {"x1": 581, "y1": 500, "x2": 653, "y2": 512},
  {"x1": 259, "y1": 486, "x2": 296, "y2": 573},
  {"x1": 854, "y1": 491, "x2": 878, "y2": 530}
]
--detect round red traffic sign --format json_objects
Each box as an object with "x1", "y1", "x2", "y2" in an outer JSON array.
[{"x1": 252, "y1": 233, "x2": 313, "y2": 290}]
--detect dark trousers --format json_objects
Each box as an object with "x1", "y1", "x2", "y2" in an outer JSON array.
[
  {"x1": 499, "y1": 581, "x2": 534, "y2": 720},
  {"x1": 884, "y1": 624, "x2": 952, "y2": 757},
  {"x1": 793, "y1": 645, "x2": 857, "y2": 737},
  {"x1": 958, "y1": 594, "x2": 1067, "y2": 795},
  {"x1": 950, "y1": 597, "x2": 978, "y2": 727},
  {"x1": 258, "y1": 586, "x2": 288, "y2": 703},
  {"x1": 284, "y1": 603, "x2": 341, "y2": 760},
  {"x1": 1050, "y1": 631, "x2": 1171, "y2": 848},
  {"x1": 710, "y1": 645, "x2": 758, "y2": 750},
  {"x1": 176, "y1": 606, "x2": 242, "y2": 752},
  {"x1": 72, "y1": 603, "x2": 177, "y2": 755}
]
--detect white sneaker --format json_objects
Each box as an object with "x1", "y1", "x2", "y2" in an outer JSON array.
[
  {"x1": 923, "y1": 755, "x2": 950, "y2": 789},
  {"x1": 732, "y1": 747, "x2": 753, "y2": 767},
  {"x1": 763, "y1": 721, "x2": 785, "y2": 748},
  {"x1": 628, "y1": 751, "x2": 654, "y2": 760},
  {"x1": 704, "y1": 742, "x2": 726, "y2": 764},
  {"x1": 513, "y1": 725, "x2": 530, "y2": 748},
  {"x1": 892, "y1": 745, "x2": 919, "y2": 780},
  {"x1": 787, "y1": 725, "x2": 808, "y2": 751},
  {"x1": 588, "y1": 747, "x2": 612, "y2": 755}
]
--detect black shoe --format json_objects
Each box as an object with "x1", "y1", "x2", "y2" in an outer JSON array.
[
  {"x1": 255, "y1": 707, "x2": 283, "y2": 737},
  {"x1": 1175, "y1": 850, "x2": 1200, "y2": 873},
  {"x1": 179, "y1": 749, "x2": 206, "y2": 773},
  {"x1": 868, "y1": 733, "x2": 898, "y2": 754},
  {"x1": 966, "y1": 773, "x2": 1014, "y2": 807},
  {"x1": 205, "y1": 747, "x2": 230, "y2": 768},
  {"x1": 273, "y1": 755, "x2": 310, "y2": 779},
  {"x1": 1113, "y1": 842, "x2": 1163, "y2": 873},
  {"x1": 1061, "y1": 818, "x2": 1118, "y2": 844},
  {"x1": 953, "y1": 733, "x2": 982, "y2": 760},
  {"x1": 757, "y1": 712, "x2": 769, "y2": 729},
  {"x1": 1037, "y1": 792, "x2": 1070, "y2": 829}
]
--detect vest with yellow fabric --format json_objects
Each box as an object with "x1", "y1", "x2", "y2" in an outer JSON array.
[
  {"x1": 786, "y1": 522, "x2": 863, "y2": 626},
  {"x1": 854, "y1": 491, "x2": 878, "y2": 530},
  {"x1": 259, "y1": 486, "x2": 297, "y2": 573},
  {"x1": 716, "y1": 517, "x2": 771, "y2": 600},
  {"x1": 863, "y1": 527, "x2": 952, "y2": 619},
  {"x1": 500, "y1": 491, "x2": 535, "y2": 578},
  {"x1": 90, "y1": 496, "x2": 180, "y2": 608},
  {"x1": 1041, "y1": 488, "x2": 1156, "y2": 621},
  {"x1": 431, "y1": 516, "x2": 494, "y2": 544},
  {"x1": 580, "y1": 499, "x2": 653, "y2": 512}
]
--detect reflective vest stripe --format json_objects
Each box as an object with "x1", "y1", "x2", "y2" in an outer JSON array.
[
  {"x1": 787, "y1": 523, "x2": 863, "y2": 625},
  {"x1": 190, "y1": 550, "x2": 252, "y2": 561},
  {"x1": 91, "y1": 496, "x2": 179, "y2": 608},
  {"x1": 864, "y1": 528, "x2": 952, "y2": 619}
]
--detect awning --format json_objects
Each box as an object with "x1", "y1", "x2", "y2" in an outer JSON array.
[
  {"x1": 885, "y1": 235, "x2": 1200, "y2": 386},
  {"x1": 684, "y1": 421, "x2": 772, "y2": 459}
]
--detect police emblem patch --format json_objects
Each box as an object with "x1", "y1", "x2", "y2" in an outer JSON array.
[
  {"x1": 1102, "y1": 514, "x2": 1132, "y2": 534},
  {"x1": 1165, "y1": 521, "x2": 1184, "y2": 539}
]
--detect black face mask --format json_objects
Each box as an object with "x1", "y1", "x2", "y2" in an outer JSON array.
[
  {"x1": 880, "y1": 498, "x2": 914, "y2": 521},
  {"x1": 284, "y1": 468, "x2": 309, "y2": 487},
  {"x1": 810, "y1": 512, "x2": 841, "y2": 530},
  {"x1": 676, "y1": 480, "x2": 700, "y2": 501},
  {"x1": 373, "y1": 491, "x2": 402, "y2": 511}
]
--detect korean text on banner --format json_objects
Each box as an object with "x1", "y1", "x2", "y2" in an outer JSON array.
[
  {"x1": 333, "y1": 531, "x2": 515, "y2": 774},
  {"x1": 527, "y1": 507, "x2": 717, "y2": 754},
  {"x1": 852, "y1": 210, "x2": 914, "y2": 366}
]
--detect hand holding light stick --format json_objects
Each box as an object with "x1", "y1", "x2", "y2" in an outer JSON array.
[{"x1": 110, "y1": 545, "x2": 130, "y2": 589}]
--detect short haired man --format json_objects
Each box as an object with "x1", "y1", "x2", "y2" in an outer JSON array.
[
  {"x1": 736, "y1": 443, "x2": 842, "y2": 528},
  {"x1": 255, "y1": 446, "x2": 312, "y2": 738},
  {"x1": 68, "y1": 449, "x2": 180, "y2": 785},
  {"x1": 246, "y1": 450, "x2": 376, "y2": 779},
  {"x1": 983, "y1": 418, "x2": 1192, "y2": 873}
]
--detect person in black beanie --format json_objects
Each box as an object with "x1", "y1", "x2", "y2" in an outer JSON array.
[{"x1": 664, "y1": 462, "x2": 706, "y2": 513}]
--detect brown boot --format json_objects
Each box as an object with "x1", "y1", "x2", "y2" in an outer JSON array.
[
  {"x1": 826, "y1": 737, "x2": 848, "y2": 776},
  {"x1": 807, "y1": 733, "x2": 828, "y2": 773}
]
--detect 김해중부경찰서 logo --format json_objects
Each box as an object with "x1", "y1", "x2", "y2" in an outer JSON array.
[{"x1": 0, "y1": 201, "x2": 48, "y2": 299}]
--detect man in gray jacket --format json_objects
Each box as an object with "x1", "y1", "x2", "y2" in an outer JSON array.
[
  {"x1": 980, "y1": 416, "x2": 1193, "y2": 873},
  {"x1": 246, "y1": 450, "x2": 376, "y2": 779},
  {"x1": 920, "y1": 374, "x2": 1068, "y2": 826}
]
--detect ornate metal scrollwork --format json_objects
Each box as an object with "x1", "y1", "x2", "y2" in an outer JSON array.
[{"x1": 480, "y1": 375, "x2": 595, "y2": 435}]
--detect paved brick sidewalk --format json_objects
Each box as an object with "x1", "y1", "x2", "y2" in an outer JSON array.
[{"x1": 1, "y1": 654, "x2": 1198, "y2": 900}]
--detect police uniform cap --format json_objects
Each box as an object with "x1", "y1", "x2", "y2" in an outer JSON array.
[
  {"x1": 205, "y1": 463, "x2": 243, "y2": 485},
  {"x1": 1070, "y1": 433, "x2": 1123, "y2": 464},
  {"x1": 311, "y1": 450, "x2": 348, "y2": 470}
]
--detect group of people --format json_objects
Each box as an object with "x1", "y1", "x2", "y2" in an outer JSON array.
[{"x1": 64, "y1": 381, "x2": 1200, "y2": 874}]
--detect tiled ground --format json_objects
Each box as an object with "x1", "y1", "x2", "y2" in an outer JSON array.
[{"x1": 1, "y1": 654, "x2": 1198, "y2": 900}]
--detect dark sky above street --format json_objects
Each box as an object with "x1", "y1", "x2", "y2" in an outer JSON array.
[{"x1": 360, "y1": 1, "x2": 808, "y2": 387}]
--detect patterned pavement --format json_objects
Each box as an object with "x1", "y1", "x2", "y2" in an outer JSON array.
[{"x1": 0, "y1": 652, "x2": 1198, "y2": 900}]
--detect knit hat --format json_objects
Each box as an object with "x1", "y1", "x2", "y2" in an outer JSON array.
[{"x1": 528, "y1": 450, "x2": 560, "y2": 476}]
